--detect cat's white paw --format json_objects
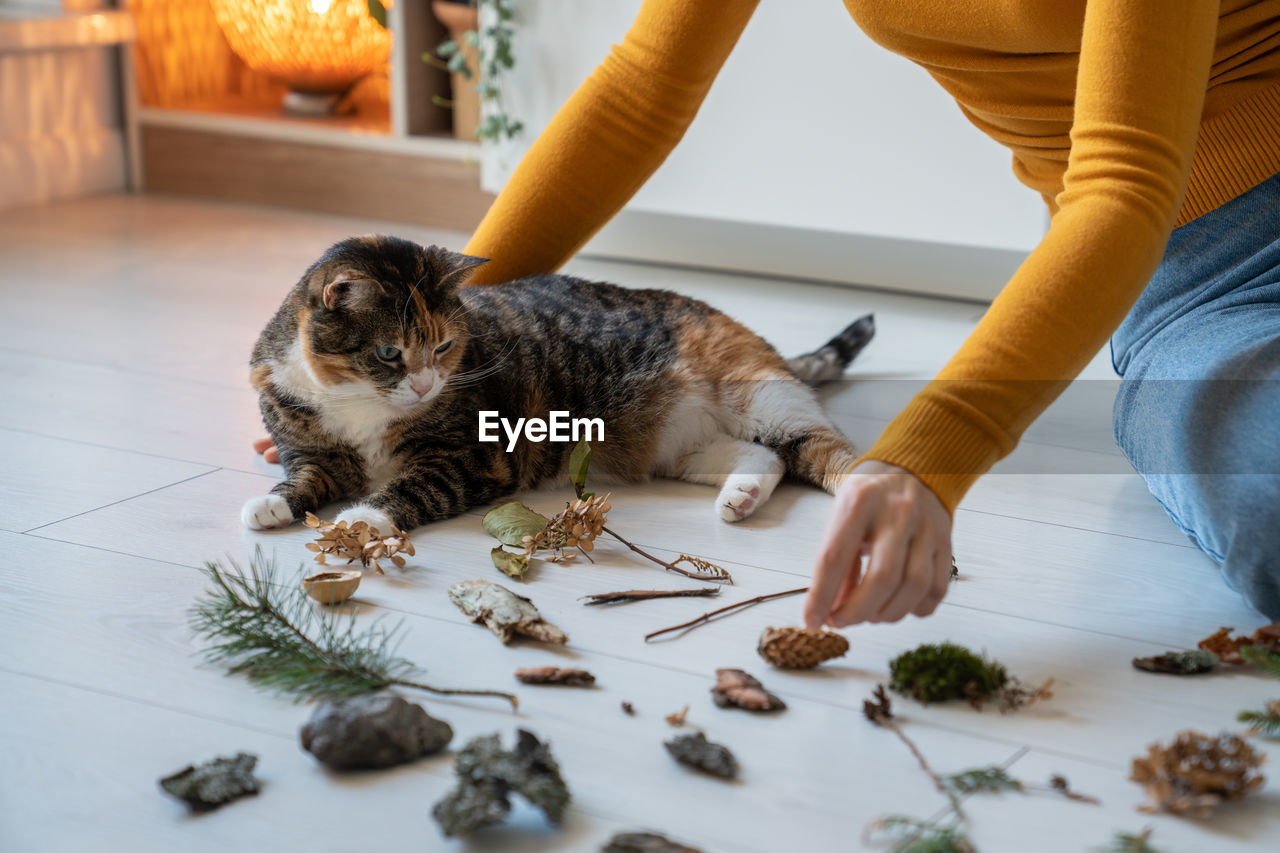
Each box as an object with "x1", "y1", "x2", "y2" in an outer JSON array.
[
  {"x1": 336, "y1": 504, "x2": 397, "y2": 534},
  {"x1": 242, "y1": 494, "x2": 294, "y2": 530},
  {"x1": 718, "y1": 478, "x2": 764, "y2": 523}
]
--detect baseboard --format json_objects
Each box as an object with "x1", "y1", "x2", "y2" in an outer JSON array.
[{"x1": 583, "y1": 208, "x2": 1029, "y2": 302}]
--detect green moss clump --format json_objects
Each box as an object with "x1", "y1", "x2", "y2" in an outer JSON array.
[{"x1": 888, "y1": 642, "x2": 1007, "y2": 704}]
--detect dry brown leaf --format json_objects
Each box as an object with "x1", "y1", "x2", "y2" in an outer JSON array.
[{"x1": 665, "y1": 705, "x2": 690, "y2": 727}]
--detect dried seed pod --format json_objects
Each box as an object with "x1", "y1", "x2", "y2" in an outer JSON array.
[
  {"x1": 301, "y1": 570, "x2": 361, "y2": 605},
  {"x1": 514, "y1": 666, "x2": 596, "y2": 686},
  {"x1": 664, "y1": 732, "x2": 738, "y2": 780},
  {"x1": 757, "y1": 626, "x2": 849, "y2": 669},
  {"x1": 710, "y1": 669, "x2": 786, "y2": 712},
  {"x1": 1130, "y1": 730, "x2": 1266, "y2": 817}
]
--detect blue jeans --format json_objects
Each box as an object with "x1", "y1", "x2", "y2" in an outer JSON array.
[{"x1": 1112, "y1": 171, "x2": 1280, "y2": 620}]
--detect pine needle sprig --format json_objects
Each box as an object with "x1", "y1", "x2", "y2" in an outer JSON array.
[
  {"x1": 1241, "y1": 645, "x2": 1280, "y2": 678},
  {"x1": 1237, "y1": 700, "x2": 1280, "y2": 737},
  {"x1": 190, "y1": 549, "x2": 517, "y2": 709}
]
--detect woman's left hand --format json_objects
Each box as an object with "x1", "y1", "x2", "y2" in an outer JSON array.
[{"x1": 804, "y1": 460, "x2": 953, "y2": 628}]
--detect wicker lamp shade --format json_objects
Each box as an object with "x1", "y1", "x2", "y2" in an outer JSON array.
[{"x1": 211, "y1": 0, "x2": 391, "y2": 96}]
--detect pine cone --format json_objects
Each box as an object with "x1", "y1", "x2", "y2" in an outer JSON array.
[
  {"x1": 757, "y1": 626, "x2": 849, "y2": 669},
  {"x1": 1130, "y1": 730, "x2": 1266, "y2": 818}
]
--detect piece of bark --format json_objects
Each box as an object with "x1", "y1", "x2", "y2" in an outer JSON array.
[
  {"x1": 514, "y1": 666, "x2": 596, "y2": 686},
  {"x1": 299, "y1": 693, "x2": 452, "y2": 770},
  {"x1": 1132, "y1": 650, "x2": 1219, "y2": 675},
  {"x1": 448, "y1": 579, "x2": 568, "y2": 645},
  {"x1": 158, "y1": 752, "x2": 259, "y2": 811},
  {"x1": 602, "y1": 831, "x2": 704, "y2": 853},
  {"x1": 431, "y1": 729, "x2": 570, "y2": 837},
  {"x1": 710, "y1": 668, "x2": 786, "y2": 712},
  {"x1": 664, "y1": 732, "x2": 738, "y2": 780}
]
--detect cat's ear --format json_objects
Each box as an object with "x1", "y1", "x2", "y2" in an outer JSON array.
[
  {"x1": 314, "y1": 272, "x2": 377, "y2": 311},
  {"x1": 426, "y1": 246, "x2": 490, "y2": 289}
]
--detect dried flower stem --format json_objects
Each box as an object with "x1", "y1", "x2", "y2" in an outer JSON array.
[
  {"x1": 644, "y1": 587, "x2": 809, "y2": 642},
  {"x1": 582, "y1": 587, "x2": 722, "y2": 606},
  {"x1": 601, "y1": 526, "x2": 734, "y2": 584}
]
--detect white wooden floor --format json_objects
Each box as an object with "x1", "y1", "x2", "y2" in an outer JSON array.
[{"x1": 1, "y1": 194, "x2": 1277, "y2": 853}]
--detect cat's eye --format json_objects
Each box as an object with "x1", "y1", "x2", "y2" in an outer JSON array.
[
  {"x1": 375, "y1": 345, "x2": 401, "y2": 362},
  {"x1": 434, "y1": 340, "x2": 455, "y2": 356}
]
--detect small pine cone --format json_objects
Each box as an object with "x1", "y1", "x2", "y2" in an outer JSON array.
[{"x1": 757, "y1": 626, "x2": 849, "y2": 669}]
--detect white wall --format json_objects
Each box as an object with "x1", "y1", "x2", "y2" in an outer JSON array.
[{"x1": 483, "y1": 0, "x2": 1050, "y2": 300}]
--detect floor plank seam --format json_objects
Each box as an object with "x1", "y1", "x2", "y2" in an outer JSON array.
[
  {"x1": 0, "y1": 345, "x2": 250, "y2": 393},
  {"x1": 955, "y1": 507, "x2": 1197, "y2": 551},
  {"x1": 0, "y1": 424, "x2": 232, "y2": 472},
  {"x1": 21, "y1": 469, "x2": 225, "y2": 534}
]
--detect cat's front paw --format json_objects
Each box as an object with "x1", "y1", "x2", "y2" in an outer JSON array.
[
  {"x1": 242, "y1": 494, "x2": 295, "y2": 530},
  {"x1": 336, "y1": 504, "x2": 398, "y2": 534}
]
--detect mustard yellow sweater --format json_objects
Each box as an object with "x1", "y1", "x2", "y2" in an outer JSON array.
[{"x1": 464, "y1": 0, "x2": 1280, "y2": 512}]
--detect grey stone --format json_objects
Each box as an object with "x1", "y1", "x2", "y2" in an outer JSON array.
[{"x1": 300, "y1": 693, "x2": 452, "y2": 770}]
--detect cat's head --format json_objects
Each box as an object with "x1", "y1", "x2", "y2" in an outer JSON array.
[{"x1": 294, "y1": 235, "x2": 487, "y2": 411}]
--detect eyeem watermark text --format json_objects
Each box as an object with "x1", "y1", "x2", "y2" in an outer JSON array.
[{"x1": 478, "y1": 411, "x2": 605, "y2": 452}]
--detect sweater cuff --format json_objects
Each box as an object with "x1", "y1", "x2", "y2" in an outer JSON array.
[{"x1": 851, "y1": 387, "x2": 1016, "y2": 514}]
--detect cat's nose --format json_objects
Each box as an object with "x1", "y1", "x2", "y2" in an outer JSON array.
[{"x1": 410, "y1": 375, "x2": 434, "y2": 398}]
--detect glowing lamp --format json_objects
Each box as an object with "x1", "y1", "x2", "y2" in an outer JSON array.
[{"x1": 211, "y1": 0, "x2": 391, "y2": 112}]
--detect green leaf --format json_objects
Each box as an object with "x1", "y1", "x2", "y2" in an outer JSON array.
[
  {"x1": 447, "y1": 52, "x2": 471, "y2": 74},
  {"x1": 367, "y1": 0, "x2": 387, "y2": 28},
  {"x1": 463, "y1": 30, "x2": 480, "y2": 47},
  {"x1": 569, "y1": 439, "x2": 592, "y2": 499},
  {"x1": 491, "y1": 546, "x2": 530, "y2": 580},
  {"x1": 437, "y1": 39, "x2": 459, "y2": 58},
  {"x1": 482, "y1": 502, "x2": 548, "y2": 546}
]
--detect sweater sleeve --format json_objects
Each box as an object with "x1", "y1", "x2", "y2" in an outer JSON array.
[
  {"x1": 463, "y1": 0, "x2": 759, "y2": 284},
  {"x1": 859, "y1": 0, "x2": 1222, "y2": 512}
]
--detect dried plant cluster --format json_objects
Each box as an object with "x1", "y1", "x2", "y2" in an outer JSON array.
[
  {"x1": 1130, "y1": 730, "x2": 1266, "y2": 818},
  {"x1": 523, "y1": 494, "x2": 611, "y2": 558},
  {"x1": 304, "y1": 512, "x2": 414, "y2": 574},
  {"x1": 1197, "y1": 622, "x2": 1280, "y2": 664},
  {"x1": 757, "y1": 626, "x2": 850, "y2": 669}
]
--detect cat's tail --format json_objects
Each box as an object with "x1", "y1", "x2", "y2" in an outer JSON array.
[{"x1": 784, "y1": 314, "x2": 875, "y2": 385}]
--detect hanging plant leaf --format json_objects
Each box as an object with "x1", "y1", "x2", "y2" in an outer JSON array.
[
  {"x1": 482, "y1": 502, "x2": 549, "y2": 546},
  {"x1": 491, "y1": 547, "x2": 530, "y2": 580},
  {"x1": 569, "y1": 438, "x2": 593, "y2": 499},
  {"x1": 367, "y1": 0, "x2": 387, "y2": 28}
]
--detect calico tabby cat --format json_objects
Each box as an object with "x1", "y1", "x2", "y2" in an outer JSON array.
[{"x1": 242, "y1": 236, "x2": 874, "y2": 534}]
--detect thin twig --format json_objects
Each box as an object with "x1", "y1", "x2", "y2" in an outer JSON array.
[
  {"x1": 644, "y1": 587, "x2": 808, "y2": 642},
  {"x1": 602, "y1": 526, "x2": 733, "y2": 584},
  {"x1": 582, "y1": 587, "x2": 721, "y2": 606}
]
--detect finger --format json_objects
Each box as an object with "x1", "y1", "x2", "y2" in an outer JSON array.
[
  {"x1": 828, "y1": 543, "x2": 870, "y2": 615},
  {"x1": 828, "y1": 513, "x2": 910, "y2": 627},
  {"x1": 875, "y1": 531, "x2": 934, "y2": 623},
  {"x1": 264, "y1": 446, "x2": 280, "y2": 464},
  {"x1": 913, "y1": 540, "x2": 954, "y2": 617},
  {"x1": 252, "y1": 437, "x2": 273, "y2": 454},
  {"x1": 804, "y1": 493, "x2": 874, "y2": 631}
]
